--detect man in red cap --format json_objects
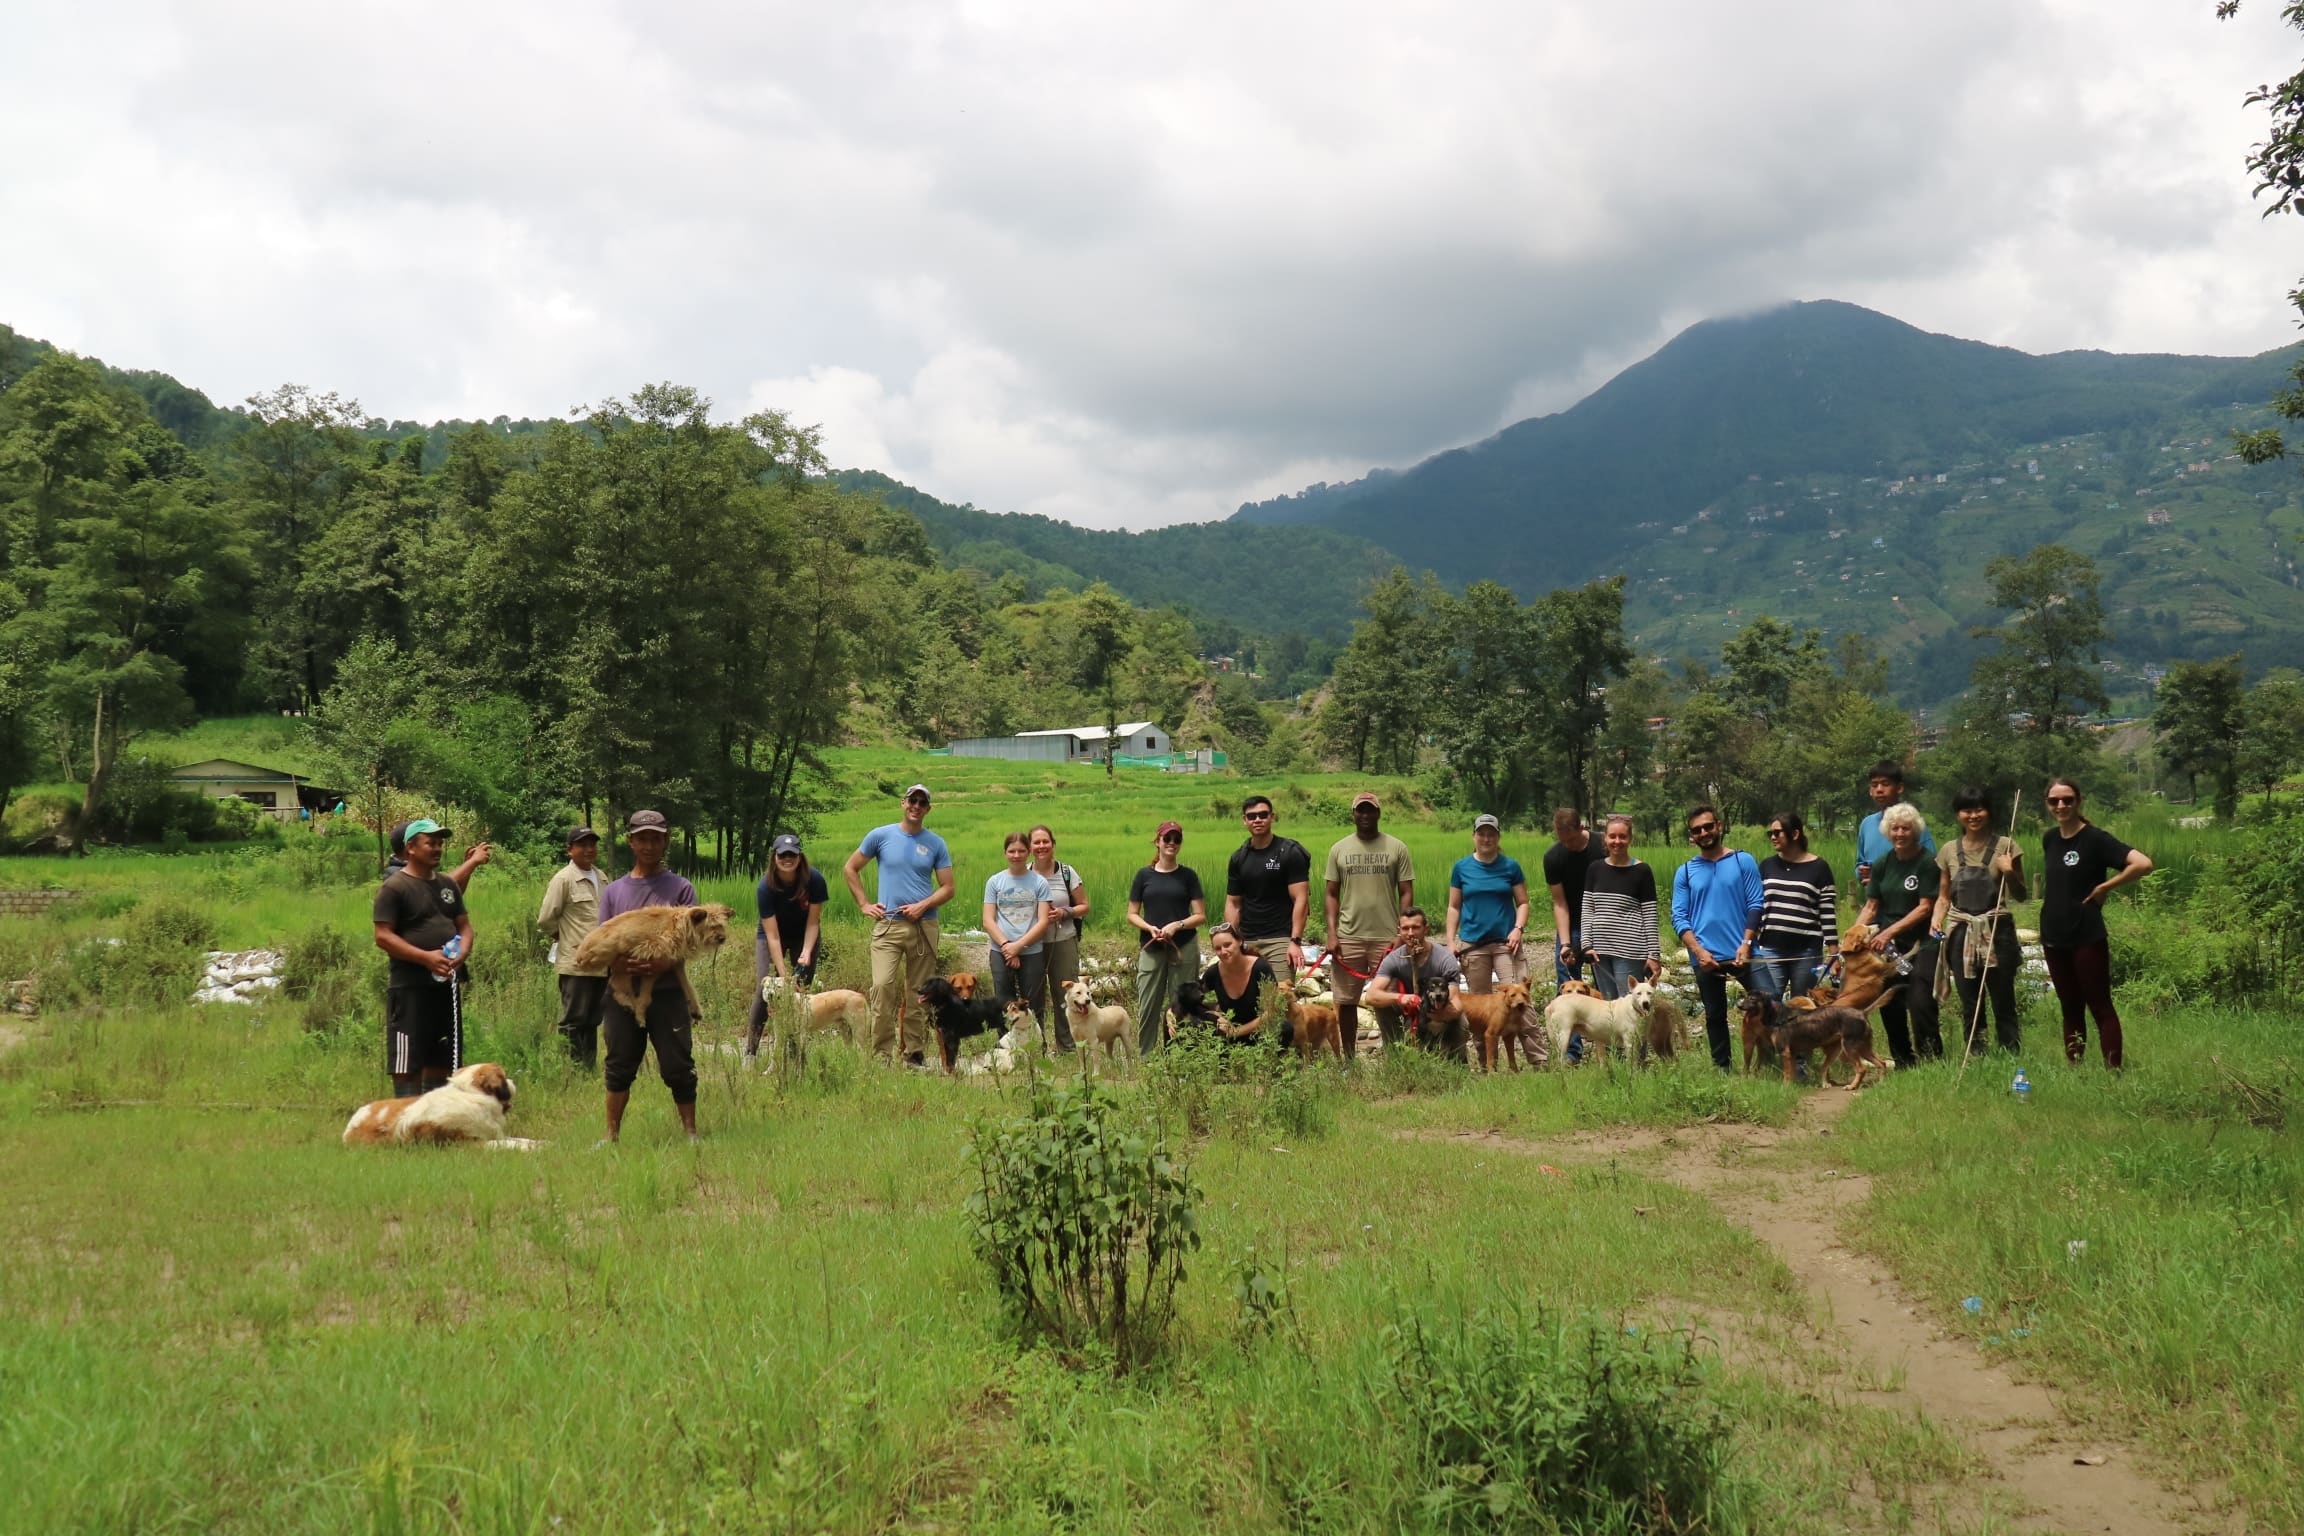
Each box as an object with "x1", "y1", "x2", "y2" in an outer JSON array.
[{"x1": 1323, "y1": 793, "x2": 1415, "y2": 1056}]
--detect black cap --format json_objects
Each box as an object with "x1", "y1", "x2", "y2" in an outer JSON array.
[
  {"x1": 388, "y1": 820, "x2": 411, "y2": 856},
  {"x1": 566, "y1": 826, "x2": 599, "y2": 846}
]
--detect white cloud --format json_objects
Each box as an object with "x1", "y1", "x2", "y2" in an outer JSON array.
[{"x1": 1, "y1": 0, "x2": 2296, "y2": 525}]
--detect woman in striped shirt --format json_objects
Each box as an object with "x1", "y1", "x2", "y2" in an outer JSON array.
[
  {"x1": 1754, "y1": 812, "x2": 1836, "y2": 1000},
  {"x1": 1578, "y1": 815, "x2": 1660, "y2": 1000}
]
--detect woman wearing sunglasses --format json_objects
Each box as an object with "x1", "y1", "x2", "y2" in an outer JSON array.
[
  {"x1": 1753, "y1": 812, "x2": 1834, "y2": 1002},
  {"x1": 2039, "y1": 777, "x2": 2152, "y2": 1068}
]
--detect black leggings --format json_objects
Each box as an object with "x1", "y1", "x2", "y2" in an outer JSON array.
[{"x1": 1944, "y1": 926, "x2": 2020, "y2": 1055}]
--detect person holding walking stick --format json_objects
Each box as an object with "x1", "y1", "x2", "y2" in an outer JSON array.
[{"x1": 1939, "y1": 787, "x2": 2027, "y2": 1059}]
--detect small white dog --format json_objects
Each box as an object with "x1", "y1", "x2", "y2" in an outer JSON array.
[
  {"x1": 1063, "y1": 979, "x2": 1133, "y2": 1063},
  {"x1": 343, "y1": 1062, "x2": 516, "y2": 1145},
  {"x1": 967, "y1": 1002, "x2": 1041, "y2": 1074},
  {"x1": 1544, "y1": 981, "x2": 1657, "y2": 1067}
]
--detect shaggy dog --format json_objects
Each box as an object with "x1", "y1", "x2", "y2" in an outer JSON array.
[
  {"x1": 571, "y1": 903, "x2": 735, "y2": 1019},
  {"x1": 1286, "y1": 999, "x2": 1345, "y2": 1060},
  {"x1": 917, "y1": 975, "x2": 1009, "y2": 1072},
  {"x1": 1746, "y1": 994, "x2": 1892, "y2": 1090},
  {"x1": 1545, "y1": 981, "x2": 1657, "y2": 1067},
  {"x1": 1063, "y1": 978, "x2": 1133, "y2": 1063},
  {"x1": 344, "y1": 1062, "x2": 516, "y2": 1146},
  {"x1": 1459, "y1": 982, "x2": 1535, "y2": 1072}
]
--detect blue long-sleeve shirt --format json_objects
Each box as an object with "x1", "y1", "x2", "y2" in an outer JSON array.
[
  {"x1": 1670, "y1": 850, "x2": 1765, "y2": 959},
  {"x1": 1855, "y1": 811, "x2": 1935, "y2": 870}
]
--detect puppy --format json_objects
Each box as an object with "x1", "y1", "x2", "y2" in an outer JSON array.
[
  {"x1": 1459, "y1": 982, "x2": 1534, "y2": 1072},
  {"x1": 571, "y1": 903, "x2": 735, "y2": 1019},
  {"x1": 1167, "y1": 980, "x2": 1225, "y2": 1040},
  {"x1": 1831, "y1": 924, "x2": 1905, "y2": 1014},
  {"x1": 917, "y1": 975, "x2": 1008, "y2": 1072},
  {"x1": 966, "y1": 1002, "x2": 1039, "y2": 1074},
  {"x1": 344, "y1": 1062, "x2": 515, "y2": 1146},
  {"x1": 1545, "y1": 981, "x2": 1656, "y2": 1067},
  {"x1": 1285, "y1": 1000, "x2": 1345, "y2": 1060},
  {"x1": 1750, "y1": 995, "x2": 1892, "y2": 1090},
  {"x1": 1063, "y1": 978, "x2": 1134, "y2": 1063}
]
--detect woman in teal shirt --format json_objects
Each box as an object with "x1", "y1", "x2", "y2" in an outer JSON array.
[{"x1": 1446, "y1": 813, "x2": 1533, "y2": 1052}]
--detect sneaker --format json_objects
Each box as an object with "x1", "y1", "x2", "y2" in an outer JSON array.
[
  {"x1": 687, "y1": 1132, "x2": 701, "y2": 1145},
  {"x1": 905, "y1": 1052, "x2": 934, "y2": 1072}
]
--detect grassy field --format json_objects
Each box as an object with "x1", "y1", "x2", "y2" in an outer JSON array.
[{"x1": 3, "y1": 750, "x2": 2296, "y2": 1533}]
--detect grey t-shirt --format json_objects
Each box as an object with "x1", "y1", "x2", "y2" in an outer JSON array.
[{"x1": 1374, "y1": 942, "x2": 1462, "y2": 994}]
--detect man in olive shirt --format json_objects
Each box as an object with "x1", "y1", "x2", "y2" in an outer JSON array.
[
  {"x1": 536, "y1": 826, "x2": 609, "y2": 1069},
  {"x1": 1323, "y1": 792, "x2": 1415, "y2": 1056}
]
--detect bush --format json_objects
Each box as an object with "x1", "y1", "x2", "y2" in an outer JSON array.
[
  {"x1": 282, "y1": 924, "x2": 371, "y2": 1031},
  {"x1": 37, "y1": 899, "x2": 215, "y2": 1010},
  {"x1": 1379, "y1": 1304, "x2": 1738, "y2": 1534},
  {"x1": 964, "y1": 1075, "x2": 1201, "y2": 1372}
]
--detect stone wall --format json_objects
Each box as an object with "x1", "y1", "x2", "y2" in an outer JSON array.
[{"x1": 0, "y1": 889, "x2": 80, "y2": 918}]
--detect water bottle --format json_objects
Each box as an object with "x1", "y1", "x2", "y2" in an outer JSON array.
[
  {"x1": 435, "y1": 934, "x2": 462, "y2": 984},
  {"x1": 2010, "y1": 1069, "x2": 2031, "y2": 1103}
]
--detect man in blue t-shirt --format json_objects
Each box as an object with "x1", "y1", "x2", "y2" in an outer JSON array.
[
  {"x1": 1854, "y1": 759, "x2": 1935, "y2": 895},
  {"x1": 842, "y1": 784, "x2": 956, "y2": 1067}
]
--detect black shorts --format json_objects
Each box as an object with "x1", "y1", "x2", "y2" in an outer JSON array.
[{"x1": 385, "y1": 983, "x2": 458, "y2": 1077}]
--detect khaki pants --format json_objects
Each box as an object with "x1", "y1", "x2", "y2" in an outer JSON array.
[
  {"x1": 1458, "y1": 940, "x2": 1544, "y2": 1065},
  {"x1": 1245, "y1": 935, "x2": 1296, "y2": 987},
  {"x1": 869, "y1": 917, "x2": 940, "y2": 1058}
]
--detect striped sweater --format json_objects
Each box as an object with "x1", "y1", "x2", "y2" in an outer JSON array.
[
  {"x1": 1756, "y1": 855, "x2": 1836, "y2": 948},
  {"x1": 1580, "y1": 859, "x2": 1659, "y2": 962}
]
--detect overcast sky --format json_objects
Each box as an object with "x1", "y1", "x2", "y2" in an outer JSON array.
[{"x1": 3, "y1": 2, "x2": 2298, "y2": 528}]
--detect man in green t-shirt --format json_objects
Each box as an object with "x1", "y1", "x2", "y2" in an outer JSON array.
[{"x1": 1323, "y1": 793, "x2": 1415, "y2": 1055}]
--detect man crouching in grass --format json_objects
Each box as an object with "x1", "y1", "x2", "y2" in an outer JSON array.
[{"x1": 372, "y1": 817, "x2": 475, "y2": 1099}]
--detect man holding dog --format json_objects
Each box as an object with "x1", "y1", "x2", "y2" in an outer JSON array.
[
  {"x1": 599, "y1": 809, "x2": 702, "y2": 1145},
  {"x1": 1225, "y1": 795, "x2": 1311, "y2": 984},
  {"x1": 1670, "y1": 805, "x2": 1764, "y2": 1071},
  {"x1": 1324, "y1": 793, "x2": 1415, "y2": 1056},
  {"x1": 372, "y1": 817, "x2": 476, "y2": 1100},
  {"x1": 844, "y1": 784, "x2": 955, "y2": 1070},
  {"x1": 536, "y1": 825, "x2": 609, "y2": 1070},
  {"x1": 1363, "y1": 907, "x2": 1467, "y2": 1062}
]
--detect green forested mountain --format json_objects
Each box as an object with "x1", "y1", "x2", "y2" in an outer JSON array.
[{"x1": 1234, "y1": 301, "x2": 2304, "y2": 704}]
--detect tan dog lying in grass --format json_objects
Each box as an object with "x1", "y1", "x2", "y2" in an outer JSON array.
[
  {"x1": 1063, "y1": 979, "x2": 1133, "y2": 1062},
  {"x1": 572, "y1": 903, "x2": 734, "y2": 1018},
  {"x1": 1459, "y1": 982, "x2": 1534, "y2": 1071},
  {"x1": 344, "y1": 1063, "x2": 515, "y2": 1146}
]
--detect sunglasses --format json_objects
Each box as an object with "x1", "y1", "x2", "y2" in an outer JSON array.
[
  {"x1": 2046, "y1": 795, "x2": 2077, "y2": 806},
  {"x1": 1765, "y1": 827, "x2": 1786, "y2": 838},
  {"x1": 1160, "y1": 834, "x2": 1183, "y2": 844},
  {"x1": 1243, "y1": 810, "x2": 1272, "y2": 820},
  {"x1": 1688, "y1": 823, "x2": 1719, "y2": 837}
]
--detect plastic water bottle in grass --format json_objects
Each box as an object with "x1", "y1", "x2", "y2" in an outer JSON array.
[{"x1": 2011, "y1": 1069, "x2": 2031, "y2": 1102}]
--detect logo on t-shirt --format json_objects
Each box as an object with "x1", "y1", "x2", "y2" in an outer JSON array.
[
  {"x1": 1902, "y1": 874, "x2": 1918, "y2": 892},
  {"x1": 915, "y1": 843, "x2": 931, "y2": 860},
  {"x1": 2063, "y1": 850, "x2": 2080, "y2": 867},
  {"x1": 441, "y1": 887, "x2": 459, "y2": 908}
]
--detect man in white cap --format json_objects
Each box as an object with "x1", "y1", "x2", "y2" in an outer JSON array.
[
  {"x1": 843, "y1": 783, "x2": 955, "y2": 1068},
  {"x1": 1323, "y1": 792, "x2": 1415, "y2": 1056},
  {"x1": 536, "y1": 825, "x2": 608, "y2": 1069}
]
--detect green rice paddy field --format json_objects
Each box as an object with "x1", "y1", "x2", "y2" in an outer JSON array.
[{"x1": 0, "y1": 750, "x2": 2295, "y2": 1533}]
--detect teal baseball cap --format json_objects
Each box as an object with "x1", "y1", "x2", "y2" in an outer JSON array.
[{"x1": 403, "y1": 817, "x2": 451, "y2": 839}]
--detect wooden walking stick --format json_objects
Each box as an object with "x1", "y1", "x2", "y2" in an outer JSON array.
[{"x1": 1955, "y1": 788, "x2": 2020, "y2": 1088}]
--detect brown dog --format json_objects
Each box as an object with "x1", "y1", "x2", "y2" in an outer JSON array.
[
  {"x1": 1287, "y1": 1000, "x2": 1345, "y2": 1060},
  {"x1": 946, "y1": 971, "x2": 980, "y2": 1001},
  {"x1": 1737, "y1": 991, "x2": 1773, "y2": 1073},
  {"x1": 1555, "y1": 978, "x2": 1603, "y2": 1000},
  {"x1": 572, "y1": 903, "x2": 734, "y2": 1019},
  {"x1": 1830, "y1": 924, "x2": 1905, "y2": 1014},
  {"x1": 1459, "y1": 983, "x2": 1534, "y2": 1071},
  {"x1": 343, "y1": 1062, "x2": 515, "y2": 1145},
  {"x1": 1749, "y1": 995, "x2": 1892, "y2": 1090}
]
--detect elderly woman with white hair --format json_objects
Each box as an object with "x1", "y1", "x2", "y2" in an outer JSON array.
[{"x1": 1856, "y1": 801, "x2": 1942, "y2": 1067}]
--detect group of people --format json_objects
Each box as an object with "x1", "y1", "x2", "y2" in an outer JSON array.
[{"x1": 367, "y1": 762, "x2": 2155, "y2": 1142}]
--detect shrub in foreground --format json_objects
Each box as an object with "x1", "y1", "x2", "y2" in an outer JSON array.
[{"x1": 965, "y1": 1075, "x2": 1200, "y2": 1371}]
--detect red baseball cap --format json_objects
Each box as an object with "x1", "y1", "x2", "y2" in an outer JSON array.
[{"x1": 1156, "y1": 821, "x2": 1184, "y2": 839}]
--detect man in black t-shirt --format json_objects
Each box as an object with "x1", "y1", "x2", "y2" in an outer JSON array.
[
  {"x1": 371, "y1": 817, "x2": 476, "y2": 1098},
  {"x1": 1541, "y1": 808, "x2": 1609, "y2": 986},
  {"x1": 1224, "y1": 794, "x2": 1312, "y2": 983}
]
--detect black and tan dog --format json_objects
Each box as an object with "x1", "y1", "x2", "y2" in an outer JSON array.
[
  {"x1": 1742, "y1": 993, "x2": 1891, "y2": 1090},
  {"x1": 917, "y1": 975, "x2": 1007, "y2": 1073}
]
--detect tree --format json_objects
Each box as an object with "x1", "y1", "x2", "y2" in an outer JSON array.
[
  {"x1": 1968, "y1": 545, "x2": 2110, "y2": 734},
  {"x1": 1429, "y1": 581, "x2": 1544, "y2": 819},
  {"x1": 0, "y1": 578, "x2": 49, "y2": 826},
  {"x1": 1073, "y1": 583, "x2": 1135, "y2": 778},
  {"x1": 231, "y1": 385, "x2": 367, "y2": 709},
  {"x1": 1322, "y1": 567, "x2": 1442, "y2": 775},
  {"x1": 2153, "y1": 654, "x2": 2246, "y2": 818},
  {"x1": 303, "y1": 634, "x2": 430, "y2": 868},
  {"x1": 2238, "y1": 667, "x2": 2304, "y2": 808},
  {"x1": 2218, "y1": 2, "x2": 2304, "y2": 464},
  {"x1": 1530, "y1": 576, "x2": 1634, "y2": 817}
]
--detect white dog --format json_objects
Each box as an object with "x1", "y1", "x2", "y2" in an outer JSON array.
[
  {"x1": 343, "y1": 1062, "x2": 516, "y2": 1145},
  {"x1": 1063, "y1": 979, "x2": 1133, "y2": 1063},
  {"x1": 966, "y1": 1002, "x2": 1041, "y2": 1074},
  {"x1": 1544, "y1": 981, "x2": 1657, "y2": 1067}
]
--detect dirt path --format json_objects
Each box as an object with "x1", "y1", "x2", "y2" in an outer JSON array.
[{"x1": 1424, "y1": 1092, "x2": 2238, "y2": 1536}]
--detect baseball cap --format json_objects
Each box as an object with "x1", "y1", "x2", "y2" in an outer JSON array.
[
  {"x1": 772, "y1": 832, "x2": 803, "y2": 856},
  {"x1": 1156, "y1": 820, "x2": 1184, "y2": 839},
  {"x1": 403, "y1": 817, "x2": 451, "y2": 839},
  {"x1": 1473, "y1": 813, "x2": 1500, "y2": 831},
  {"x1": 566, "y1": 826, "x2": 599, "y2": 845},
  {"x1": 903, "y1": 783, "x2": 932, "y2": 802},
  {"x1": 1352, "y1": 792, "x2": 1381, "y2": 810},
  {"x1": 627, "y1": 808, "x2": 669, "y2": 833}
]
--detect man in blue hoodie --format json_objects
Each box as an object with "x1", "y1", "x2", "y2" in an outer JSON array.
[{"x1": 1670, "y1": 805, "x2": 1764, "y2": 1071}]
